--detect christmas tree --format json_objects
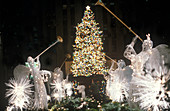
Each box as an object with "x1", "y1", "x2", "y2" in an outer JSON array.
[{"x1": 71, "y1": 6, "x2": 107, "y2": 77}]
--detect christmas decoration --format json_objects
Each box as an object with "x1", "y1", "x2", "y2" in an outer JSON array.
[
  {"x1": 27, "y1": 56, "x2": 49, "y2": 109},
  {"x1": 51, "y1": 79, "x2": 65, "y2": 102},
  {"x1": 124, "y1": 34, "x2": 170, "y2": 111},
  {"x1": 60, "y1": 54, "x2": 71, "y2": 69},
  {"x1": 63, "y1": 77, "x2": 73, "y2": 97},
  {"x1": 13, "y1": 65, "x2": 31, "y2": 80},
  {"x1": 52, "y1": 67, "x2": 63, "y2": 83},
  {"x1": 51, "y1": 75, "x2": 73, "y2": 102},
  {"x1": 77, "y1": 85, "x2": 86, "y2": 98},
  {"x1": 72, "y1": 80, "x2": 79, "y2": 95},
  {"x1": 4, "y1": 1, "x2": 170, "y2": 110},
  {"x1": 48, "y1": 96, "x2": 139, "y2": 111},
  {"x1": 5, "y1": 78, "x2": 33, "y2": 111},
  {"x1": 34, "y1": 36, "x2": 63, "y2": 60},
  {"x1": 106, "y1": 60, "x2": 132, "y2": 102},
  {"x1": 124, "y1": 34, "x2": 153, "y2": 75},
  {"x1": 71, "y1": 5, "x2": 107, "y2": 77},
  {"x1": 131, "y1": 65, "x2": 170, "y2": 111}
]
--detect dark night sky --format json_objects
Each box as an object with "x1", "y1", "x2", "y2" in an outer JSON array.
[
  {"x1": 120, "y1": 0, "x2": 170, "y2": 46},
  {"x1": 1, "y1": 0, "x2": 170, "y2": 110}
]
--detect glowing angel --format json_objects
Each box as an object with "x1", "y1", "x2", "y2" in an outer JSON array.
[
  {"x1": 63, "y1": 75, "x2": 73, "y2": 97},
  {"x1": 5, "y1": 78, "x2": 33, "y2": 111},
  {"x1": 106, "y1": 60, "x2": 132, "y2": 102},
  {"x1": 52, "y1": 67, "x2": 63, "y2": 83},
  {"x1": 77, "y1": 85, "x2": 86, "y2": 98},
  {"x1": 124, "y1": 34, "x2": 153, "y2": 75},
  {"x1": 51, "y1": 75, "x2": 73, "y2": 101},
  {"x1": 131, "y1": 64, "x2": 170, "y2": 111},
  {"x1": 27, "y1": 56, "x2": 49, "y2": 109},
  {"x1": 108, "y1": 76, "x2": 129, "y2": 102}
]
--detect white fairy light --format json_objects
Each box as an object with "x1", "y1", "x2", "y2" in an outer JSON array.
[
  {"x1": 53, "y1": 93, "x2": 59, "y2": 99},
  {"x1": 5, "y1": 78, "x2": 33, "y2": 111}
]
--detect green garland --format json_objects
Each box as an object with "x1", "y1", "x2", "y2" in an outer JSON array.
[{"x1": 48, "y1": 97, "x2": 141, "y2": 111}]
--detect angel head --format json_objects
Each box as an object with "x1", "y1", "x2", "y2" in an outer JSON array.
[
  {"x1": 53, "y1": 67, "x2": 63, "y2": 82},
  {"x1": 27, "y1": 56, "x2": 34, "y2": 65},
  {"x1": 54, "y1": 67, "x2": 61, "y2": 73},
  {"x1": 142, "y1": 33, "x2": 153, "y2": 51},
  {"x1": 117, "y1": 59, "x2": 126, "y2": 69}
]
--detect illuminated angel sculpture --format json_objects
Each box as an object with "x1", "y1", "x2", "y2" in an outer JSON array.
[
  {"x1": 51, "y1": 75, "x2": 73, "y2": 101},
  {"x1": 124, "y1": 34, "x2": 153, "y2": 75},
  {"x1": 63, "y1": 75, "x2": 73, "y2": 97},
  {"x1": 77, "y1": 85, "x2": 86, "y2": 98},
  {"x1": 13, "y1": 56, "x2": 51, "y2": 110},
  {"x1": 52, "y1": 67, "x2": 63, "y2": 83},
  {"x1": 124, "y1": 34, "x2": 170, "y2": 110},
  {"x1": 27, "y1": 56, "x2": 50, "y2": 109},
  {"x1": 106, "y1": 60, "x2": 132, "y2": 102}
]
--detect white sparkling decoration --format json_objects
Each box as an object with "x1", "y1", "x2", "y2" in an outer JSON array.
[
  {"x1": 107, "y1": 75, "x2": 129, "y2": 102},
  {"x1": 5, "y1": 78, "x2": 33, "y2": 111},
  {"x1": 131, "y1": 68, "x2": 170, "y2": 111}
]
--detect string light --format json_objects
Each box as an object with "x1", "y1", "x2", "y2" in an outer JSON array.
[{"x1": 71, "y1": 5, "x2": 107, "y2": 77}]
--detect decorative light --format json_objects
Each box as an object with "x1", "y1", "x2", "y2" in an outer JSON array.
[
  {"x1": 86, "y1": 5, "x2": 90, "y2": 10},
  {"x1": 131, "y1": 65, "x2": 170, "y2": 111},
  {"x1": 71, "y1": 5, "x2": 107, "y2": 77},
  {"x1": 5, "y1": 78, "x2": 33, "y2": 110}
]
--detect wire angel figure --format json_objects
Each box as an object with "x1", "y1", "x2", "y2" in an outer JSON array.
[
  {"x1": 51, "y1": 79, "x2": 65, "y2": 102},
  {"x1": 51, "y1": 75, "x2": 73, "y2": 102},
  {"x1": 27, "y1": 56, "x2": 49, "y2": 110},
  {"x1": 63, "y1": 75, "x2": 73, "y2": 97},
  {"x1": 106, "y1": 59, "x2": 132, "y2": 102},
  {"x1": 124, "y1": 34, "x2": 153, "y2": 75},
  {"x1": 52, "y1": 67, "x2": 63, "y2": 83}
]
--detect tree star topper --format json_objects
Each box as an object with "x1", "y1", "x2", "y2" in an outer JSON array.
[{"x1": 86, "y1": 5, "x2": 90, "y2": 10}]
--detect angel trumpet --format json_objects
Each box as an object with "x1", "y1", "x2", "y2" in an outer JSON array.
[
  {"x1": 105, "y1": 54, "x2": 117, "y2": 64},
  {"x1": 60, "y1": 54, "x2": 71, "y2": 69},
  {"x1": 95, "y1": 0, "x2": 143, "y2": 42},
  {"x1": 34, "y1": 36, "x2": 63, "y2": 60},
  {"x1": 94, "y1": 48, "x2": 117, "y2": 64}
]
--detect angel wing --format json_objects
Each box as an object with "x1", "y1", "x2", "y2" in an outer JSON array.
[
  {"x1": 156, "y1": 44, "x2": 170, "y2": 67},
  {"x1": 13, "y1": 65, "x2": 31, "y2": 80},
  {"x1": 121, "y1": 66, "x2": 133, "y2": 83},
  {"x1": 145, "y1": 44, "x2": 170, "y2": 76}
]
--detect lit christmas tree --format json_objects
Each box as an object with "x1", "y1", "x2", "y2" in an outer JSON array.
[{"x1": 71, "y1": 6, "x2": 107, "y2": 77}]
